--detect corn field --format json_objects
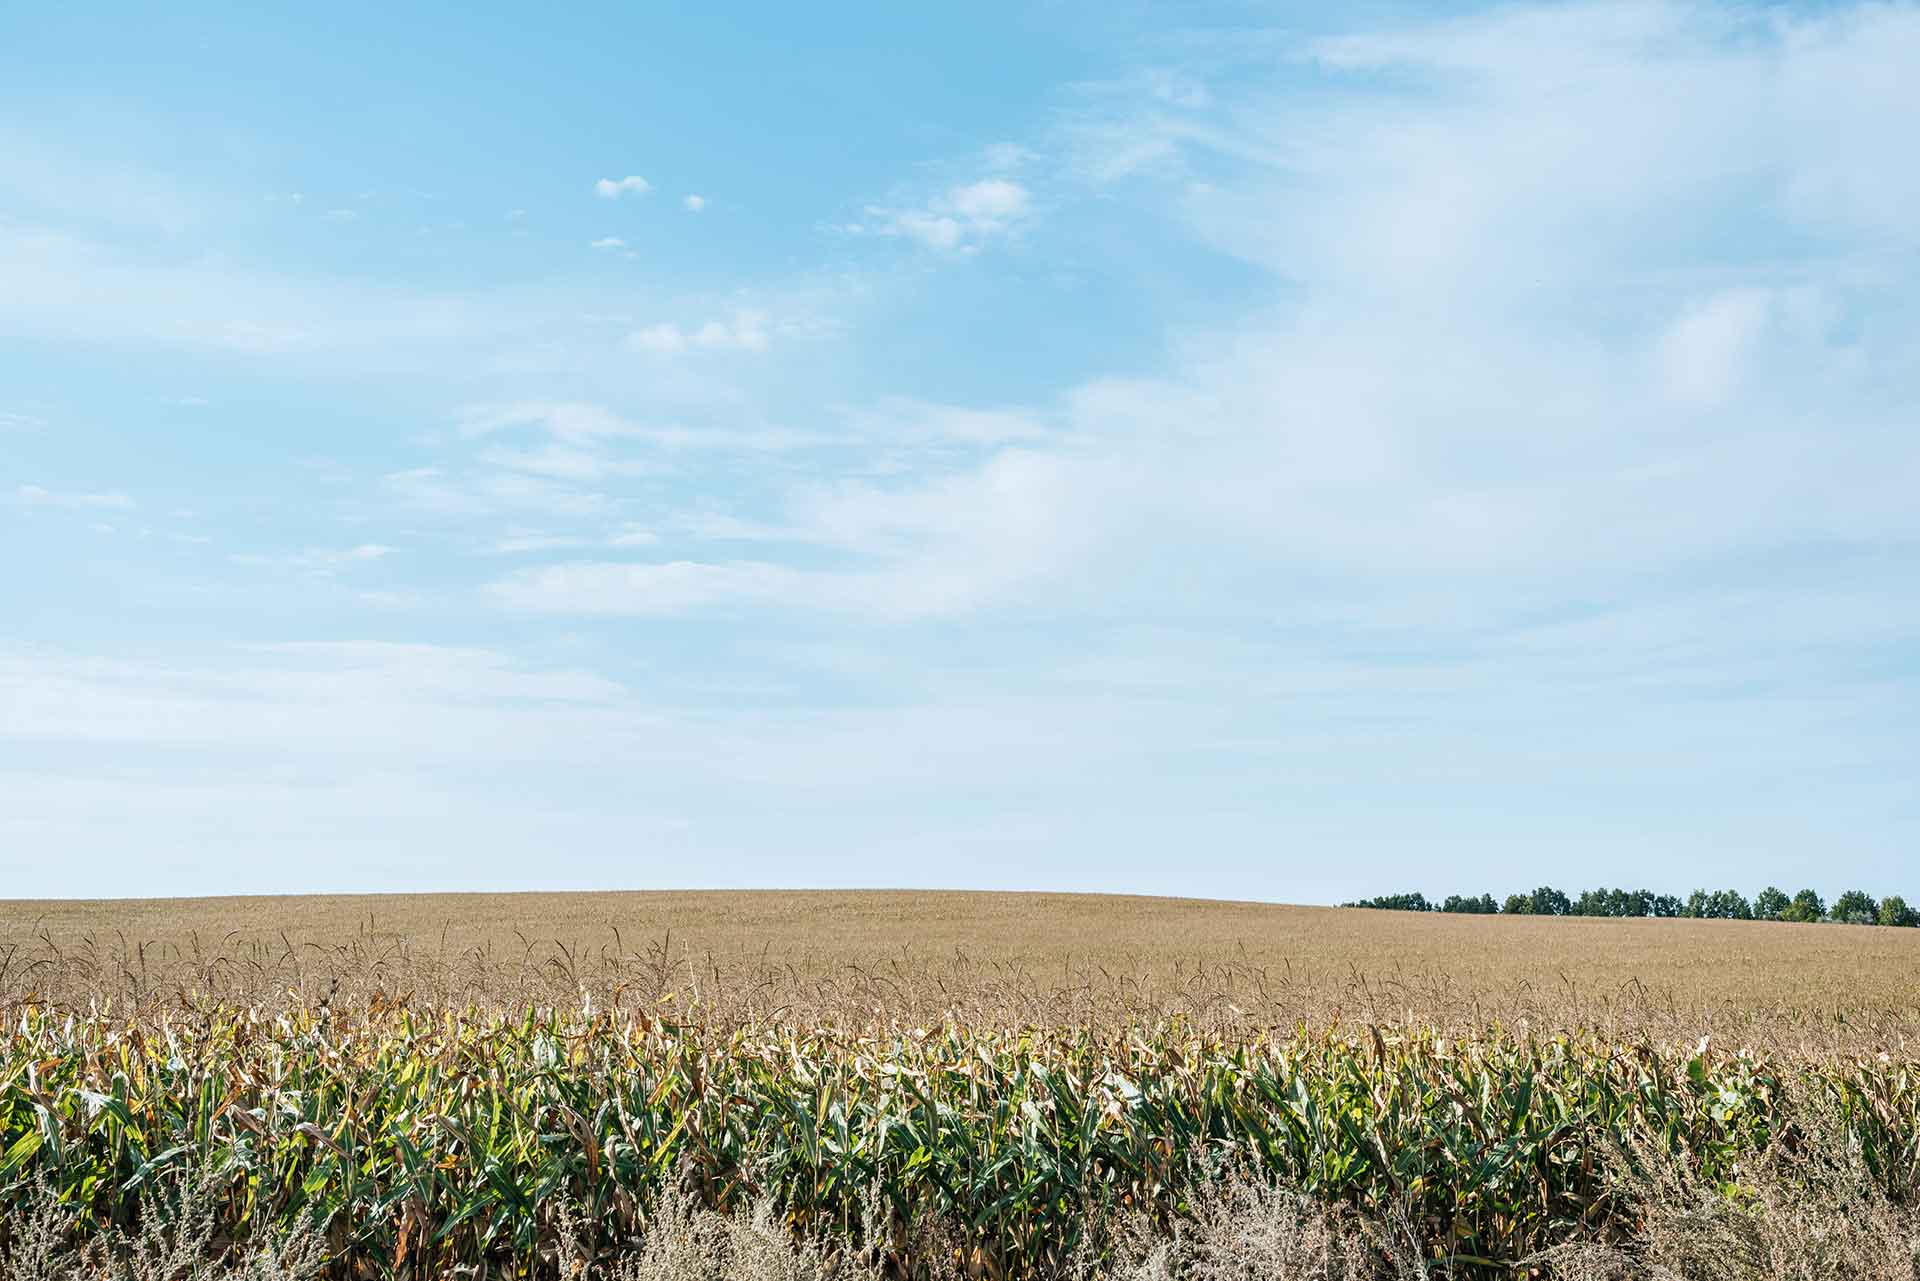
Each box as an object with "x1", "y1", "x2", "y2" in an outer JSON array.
[{"x1": 2, "y1": 997, "x2": 1916, "y2": 1279}]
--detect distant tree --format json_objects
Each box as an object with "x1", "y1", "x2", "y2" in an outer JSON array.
[
  {"x1": 1344, "y1": 892, "x2": 1433, "y2": 912},
  {"x1": 1441, "y1": 894, "x2": 1498, "y2": 914},
  {"x1": 1503, "y1": 892, "x2": 1534, "y2": 915},
  {"x1": 1573, "y1": 887, "x2": 1644, "y2": 917},
  {"x1": 1879, "y1": 895, "x2": 1917, "y2": 928},
  {"x1": 1753, "y1": 887, "x2": 1790, "y2": 922},
  {"x1": 1650, "y1": 894, "x2": 1682, "y2": 918},
  {"x1": 1782, "y1": 889, "x2": 1826, "y2": 923},
  {"x1": 1830, "y1": 890, "x2": 1878, "y2": 925},
  {"x1": 1682, "y1": 889, "x2": 1710, "y2": 918},
  {"x1": 1529, "y1": 886, "x2": 1571, "y2": 917},
  {"x1": 1709, "y1": 889, "x2": 1753, "y2": 920}
]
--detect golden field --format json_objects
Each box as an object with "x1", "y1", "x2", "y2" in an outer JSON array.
[{"x1": 6, "y1": 889, "x2": 1920, "y2": 1047}]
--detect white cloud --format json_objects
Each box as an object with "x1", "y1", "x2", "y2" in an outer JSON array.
[
  {"x1": 594, "y1": 175, "x2": 650, "y2": 199},
  {"x1": 590, "y1": 236, "x2": 627, "y2": 250},
  {"x1": 489, "y1": 448, "x2": 1097, "y2": 620},
  {"x1": 1146, "y1": 69, "x2": 1211, "y2": 109},
  {"x1": 490, "y1": 531, "x2": 592, "y2": 554},
  {"x1": 626, "y1": 311, "x2": 770, "y2": 355},
  {"x1": 848, "y1": 397, "x2": 1052, "y2": 446},
  {"x1": 456, "y1": 401, "x2": 835, "y2": 452},
  {"x1": 874, "y1": 210, "x2": 965, "y2": 250},
  {"x1": 458, "y1": 402, "x2": 637, "y2": 443},
  {"x1": 982, "y1": 142, "x2": 1037, "y2": 171},
  {"x1": 383, "y1": 466, "x2": 607, "y2": 518},
  {"x1": 0, "y1": 124, "x2": 206, "y2": 234},
  {"x1": 608, "y1": 524, "x2": 659, "y2": 547},
  {"x1": 626, "y1": 323, "x2": 686, "y2": 355},
  {"x1": 1, "y1": 412, "x2": 46, "y2": 431},
  {"x1": 490, "y1": 559, "x2": 814, "y2": 615},
  {"x1": 484, "y1": 4, "x2": 1920, "y2": 626},
  {"x1": 669, "y1": 511, "x2": 807, "y2": 542},
  {"x1": 0, "y1": 223, "x2": 552, "y2": 356},
  {"x1": 947, "y1": 178, "x2": 1029, "y2": 221},
  {"x1": 866, "y1": 178, "x2": 1032, "y2": 251},
  {"x1": 1656, "y1": 289, "x2": 1772, "y2": 408},
  {"x1": 683, "y1": 194, "x2": 706, "y2": 212},
  {"x1": 696, "y1": 312, "x2": 769, "y2": 351},
  {"x1": 475, "y1": 443, "x2": 658, "y2": 481},
  {"x1": 228, "y1": 544, "x2": 392, "y2": 573},
  {"x1": 13, "y1": 484, "x2": 134, "y2": 510}
]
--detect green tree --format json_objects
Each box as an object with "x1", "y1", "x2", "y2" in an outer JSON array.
[
  {"x1": 1753, "y1": 886, "x2": 1789, "y2": 921},
  {"x1": 1344, "y1": 892, "x2": 1433, "y2": 912},
  {"x1": 1528, "y1": 886, "x2": 1570, "y2": 916},
  {"x1": 1782, "y1": 888, "x2": 1826, "y2": 923},
  {"x1": 1878, "y1": 895, "x2": 1917, "y2": 928},
  {"x1": 1503, "y1": 892, "x2": 1533, "y2": 915},
  {"x1": 1651, "y1": 894, "x2": 1682, "y2": 918},
  {"x1": 1709, "y1": 889, "x2": 1752, "y2": 920},
  {"x1": 1830, "y1": 889, "x2": 1878, "y2": 924}
]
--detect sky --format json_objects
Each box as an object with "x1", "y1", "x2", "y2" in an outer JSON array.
[{"x1": 3, "y1": 1, "x2": 1917, "y2": 902}]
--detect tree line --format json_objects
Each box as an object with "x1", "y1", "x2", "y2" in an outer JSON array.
[{"x1": 1341, "y1": 886, "x2": 1917, "y2": 926}]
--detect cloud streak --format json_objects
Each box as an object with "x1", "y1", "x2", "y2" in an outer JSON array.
[{"x1": 13, "y1": 484, "x2": 134, "y2": 510}]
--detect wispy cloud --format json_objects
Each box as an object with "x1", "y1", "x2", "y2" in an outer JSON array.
[
  {"x1": 858, "y1": 178, "x2": 1032, "y2": 251},
  {"x1": 0, "y1": 223, "x2": 546, "y2": 356},
  {"x1": 683, "y1": 194, "x2": 706, "y2": 213},
  {"x1": 1656, "y1": 289, "x2": 1772, "y2": 408},
  {"x1": 229, "y1": 544, "x2": 392, "y2": 573},
  {"x1": 485, "y1": 3, "x2": 1920, "y2": 630},
  {"x1": 609, "y1": 524, "x2": 659, "y2": 547},
  {"x1": 474, "y1": 443, "x2": 658, "y2": 481},
  {"x1": 13, "y1": 484, "x2": 134, "y2": 510},
  {"x1": 489, "y1": 531, "x2": 593, "y2": 554},
  {"x1": 384, "y1": 467, "x2": 607, "y2": 518},
  {"x1": 626, "y1": 311, "x2": 770, "y2": 355},
  {"x1": 589, "y1": 236, "x2": 627, "y2": 250}
]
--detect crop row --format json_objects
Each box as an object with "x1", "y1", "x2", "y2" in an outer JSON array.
[{"x1": 2, "y1": 1005, "x2": 1916, "y2": 1278}]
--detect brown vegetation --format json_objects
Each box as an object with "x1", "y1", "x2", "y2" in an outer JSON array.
[{"x1": 6, "y1": 890, "x2": 1920, "y2": 1048}]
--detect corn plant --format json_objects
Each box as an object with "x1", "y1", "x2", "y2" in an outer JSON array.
[{"x1": 1, "y1": 1003, "x2": 1914, "y2": 1279}]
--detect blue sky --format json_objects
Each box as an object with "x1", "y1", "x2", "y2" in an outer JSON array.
[{"x1": 4, "y1": 1, "x2": 1917, "y2": 901}]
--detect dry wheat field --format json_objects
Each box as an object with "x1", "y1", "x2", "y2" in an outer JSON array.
[
  {"x1": 3, "y1": 891, "x2": 1918, "y2": 1280},
  {"x1": 9, "y1": 890, "x2": 1920, "y2": 1041}
]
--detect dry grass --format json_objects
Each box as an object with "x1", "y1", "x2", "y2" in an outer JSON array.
[
  {"x1": 1531, "y1": 1093, "x2": 1920, "y2": 1280},
  {"x1": 5, "y1": 890, "x2": 1920, "y2": 1048}
]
